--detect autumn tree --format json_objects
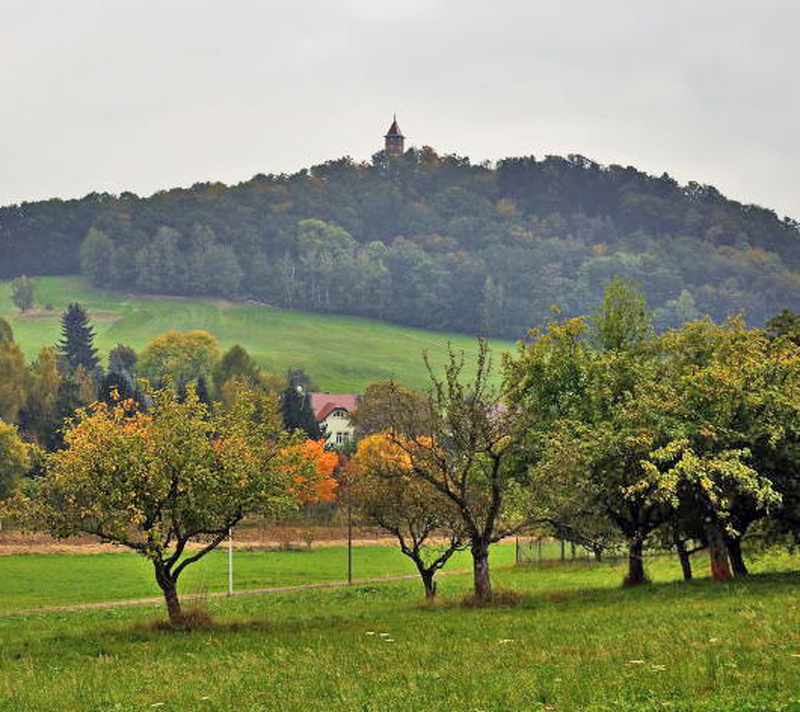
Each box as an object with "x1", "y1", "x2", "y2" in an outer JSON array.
[
  {"x1": 386, "y1": 340, "x2": 523, "y2": 602},
  {"x1": 6, "y1": 383, "x2": 314, "y2": 625},
  {"x1": 288, "y1": 439, "x2": 339, "y2": 504},
  {"x1": 351, "y1": 433, "x2": 467, "y2": 598},
  {"x1": 138, "y1": 330, "x2": 221, "y2": 390}
]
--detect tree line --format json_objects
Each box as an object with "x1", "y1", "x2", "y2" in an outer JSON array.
[
  {"x1": 346, "y1": 282, "x2": 800, "y2": 600},
  {"x1": 4, "y1": 284, "x2": 800, "y2": 613},
  {"x1": 3, "y1": 149, "x2": 800, "y2": 338}
]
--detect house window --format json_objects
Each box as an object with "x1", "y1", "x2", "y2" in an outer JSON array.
[{"x1": 335, "y1": 432, "x2": 350, "y2": 444}]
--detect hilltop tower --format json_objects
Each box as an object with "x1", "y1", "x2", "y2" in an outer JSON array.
[{"x1": 384, "y1": 115, "x2": 405, "y2": 157}]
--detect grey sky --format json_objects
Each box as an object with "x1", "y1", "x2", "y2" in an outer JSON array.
[{"x1": 2, "y1": 1, "x2": 798, "y2": 219}]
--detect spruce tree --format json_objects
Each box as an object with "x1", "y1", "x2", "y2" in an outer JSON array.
[
  {"x1": 280, "y1": 369, "x2": 322, "y2": 439},
  {"x1": 58, "y1": 303, "x2": 100, "y2": 375}
]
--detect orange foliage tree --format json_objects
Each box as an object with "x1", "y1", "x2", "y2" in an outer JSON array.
[
  {"x1": 350, "y1": 433, "x2": 466, "y2": 599},
  {"x1": 287, "y1": 439, "x2": 339, "y2": 504}
]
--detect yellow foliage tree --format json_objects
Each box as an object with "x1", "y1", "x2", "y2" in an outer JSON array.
[{"x1": 5, "y1": 383, "x2": 315, "y2": 625}]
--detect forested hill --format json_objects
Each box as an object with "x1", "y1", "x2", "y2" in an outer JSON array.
[{"x1": 3, "y1": 149, "x2": 800, "y2": 338}]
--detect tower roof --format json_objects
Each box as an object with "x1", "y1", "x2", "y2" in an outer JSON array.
[{"x1": 384, "y1": 115, "x2": 404, "y2": 138}]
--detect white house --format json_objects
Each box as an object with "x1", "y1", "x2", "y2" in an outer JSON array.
[{"x1": 309, "y1": 392, "x2": 360, "y2": 445}]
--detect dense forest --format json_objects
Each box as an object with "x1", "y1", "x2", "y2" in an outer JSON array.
[{"x1": 3, "y1": 148, "x2": 800, "y2": 338}]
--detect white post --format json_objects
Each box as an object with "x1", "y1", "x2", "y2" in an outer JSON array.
[{"x1": 228, "y1": 527, "x2": 233, "y2": 596}]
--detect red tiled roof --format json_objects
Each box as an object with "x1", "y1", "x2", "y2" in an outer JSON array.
[{"x1": 310, "y1": 392, "x2": 360, "y2": 422}]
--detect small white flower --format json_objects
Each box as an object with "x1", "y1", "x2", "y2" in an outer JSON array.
[
  {"x1": 151, "y1": 705, "x2": 165, "y2": 709},
  {"x1": 379, "y1": 632, "x2": 390, "y2": 637},
  {"x1": 384, "y1": 638, "x2": 395, "y2": 642},
  {"x1": 365, "y1": 631, "x2": 375, "y2": 636},
  {"x1": 709, "y1": 638, "x2": 719, "y2": 643},
  {"x1": 627, "y1": 660, "x2": 645, "y2": 665},
  {"x1": 498, "y1": 639, "x2": 515, "y2": 644}
]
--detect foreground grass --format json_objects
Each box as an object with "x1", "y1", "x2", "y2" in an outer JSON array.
[
  {"x1": 1, "y1": 552, "x2": 800, "y2": 711},
  {"x1": 0, "y1": 543, "x2": 519, "y2": 612},
  {"x1": 0, "y1": 276, "x2": 513, "y2": 391}
]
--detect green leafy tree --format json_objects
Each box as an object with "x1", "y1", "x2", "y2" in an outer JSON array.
[
  {"x1": 19, "y1": 348, "x2": 62, "y2": 447},
  {"x1": 765, "y1": 308, "x2": 800, "y2": 345},
  {"x1": 6, "y1": 383, "x2": 314, "y2": 625},
  {"x1": 80, "y1": 228, "x2": 116, "y2": 287},
  {"x1": 349, "y1": 381, "x2": 429, "y2": 439},
  {"x1": 11, "y1": 276, "x2": 36, "y2": 312},
  {"x1": 0, "y1": 419, "x2": 31, "y2": 500},
  {"x1": 655, "y1": 318, "x2": 794, "y2": 578},
  {"x1": 0, "y1": 318, "x2": 28, "y2": 424},
  {"x1": 57, "y1": 303, "x2": 100, "y2": 375},
  {"x1": 386, "y1": 341, "x2": 523, "y2": 602},
  {"x1": 108, "y1": 344, "x2": 137, "y2": 375},
  {"x1": 212, "y1": 345, "x2": 262, "y2": 394}
]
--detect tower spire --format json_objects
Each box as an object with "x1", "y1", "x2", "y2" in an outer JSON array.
[{"x1": 384, "y1": 114, "x2": 405, "y2": 157}]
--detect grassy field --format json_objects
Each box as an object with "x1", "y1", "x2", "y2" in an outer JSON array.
[
  {"x1": 0, "y1": 276, "x2": 514, "y2": 392},
  {"x1": 1, "y1": 550, "x2": 800, "y2": 711},
  {"x1": 0, "y1": 542, "x2": 519, "y2": 612}
]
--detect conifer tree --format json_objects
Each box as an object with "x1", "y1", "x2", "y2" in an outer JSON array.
[
  {"x1": 281, "y1": 369, "x2": 322, "y2": 439},
  {"x1": 58, "y1": 303, "x2": 100, "y2": 375}
]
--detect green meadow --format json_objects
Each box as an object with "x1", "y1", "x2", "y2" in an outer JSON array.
[
  {"x1": 1, "y1": 549, "x2": 800, "y2": 711},
  {"x1": 0, "y1": 543, "x2": 519, "y2": 613},
  {"x1": 0, "y1": 276, "x2": 514, "y2": 392}
]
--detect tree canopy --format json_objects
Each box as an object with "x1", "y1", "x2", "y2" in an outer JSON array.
[{"x1": 3, "y1": 150, "x2": 800, "y2": 339}]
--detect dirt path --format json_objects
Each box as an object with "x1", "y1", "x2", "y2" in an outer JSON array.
[{"x1": 0, "y1": 569, "x2": 469, "y2": 618}]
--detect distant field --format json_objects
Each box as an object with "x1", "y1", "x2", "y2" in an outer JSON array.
[
  {"x1": 2, "y1": 551, "x2": 800, "y2": 711},
  {"x1": 0, "y1": 276, "x2": 515, "y2": 392}
]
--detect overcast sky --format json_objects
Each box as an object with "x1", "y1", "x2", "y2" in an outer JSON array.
[{"x1": 2, "y1": 1, "x2": 798, "y2": 218}]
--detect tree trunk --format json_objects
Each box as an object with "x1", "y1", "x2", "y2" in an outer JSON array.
[
  {"x1": 155, "y1": 564, "x2": 184, "y2": 625},
  {"x1": 421, "y1": 569, "x2": 437, "y2": 600},
  {"x1": 725, "y1": 536, "x2": 748, "y2": 577},
  {"x1": 676, "y1": 539, "x2": 692, "y2": 581},
  {"x1": 593, "y1": 546, "x2": 602, "y2": 563},
  {"x1": 705, "y1": 520, "x2": 732, "y2": 581},
  {"x1": 472, "y1": 541, "x2": 492, "y2": 601},
  {"x1": 625, "y1": 539, "x2": 646, "y2": 586}
]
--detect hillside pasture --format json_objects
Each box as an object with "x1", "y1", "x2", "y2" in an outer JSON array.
[{"x1": 0, "y1": 276, "x2": 514, "y2": 392}]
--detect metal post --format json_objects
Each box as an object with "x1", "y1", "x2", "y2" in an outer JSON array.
[
  {"x1": 347, "y1": 479, "x2": 353, "y2": 584},
  {"x1": 515, "y1": 536, "x2": 520, "y2": 565},
  {"x1": 228, "y1": 527, "x2": 233, "y2": 596}
]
